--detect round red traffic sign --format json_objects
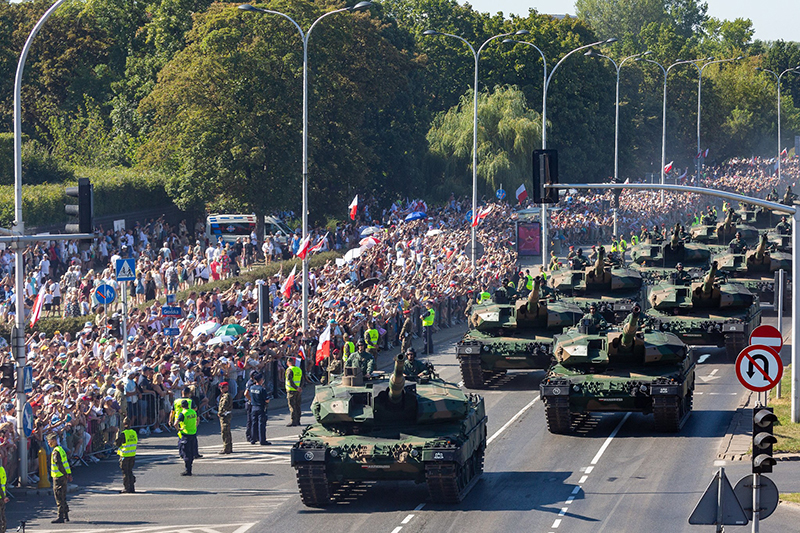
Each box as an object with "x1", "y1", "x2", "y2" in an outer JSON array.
[
  {"x1": 735, "y1": 345, "x2": 784, "y2": 392},
  {"x1": 749, "y1": 325, "x2": 783, "y2": 353}
]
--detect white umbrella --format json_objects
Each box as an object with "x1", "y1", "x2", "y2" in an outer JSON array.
[
  {"x1": 343, "y1": 247, "x2": 364, "y2": 262},
  {"x1": 206, "y1": 335, "x2": 236, "y2": 346},
  {"x1": 425, "y1": 229, "x2": 443, "y2": 237},
  {"x1": 192, "y1": 321, "x2": 219, "y2": 338},
  {"x1": 359, "y1": 226, "x2": 381, "y2": 237}
]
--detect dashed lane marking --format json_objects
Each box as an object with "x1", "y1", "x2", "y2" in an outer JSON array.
[{"x1": 487, "y1": 395, "x2": 540, "y2": 445}]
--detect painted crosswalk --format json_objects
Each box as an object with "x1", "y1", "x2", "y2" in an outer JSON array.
[
  {"x1": 134, "y1": 435, "x2": 296, "y2": 465},
  {"x1": 34, "y1": 523, "x2": 258, "y2": 533}
]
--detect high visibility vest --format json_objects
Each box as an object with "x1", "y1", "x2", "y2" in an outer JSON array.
[
  {"x1": 611, "y1": 242, "x2": 619, "y2": 253},
  {"x1": 631, "y1": 235, "x2": 639, "y2": 245},
  {"x1": 365, "y1": 328, "x2": 379, "y2": 349},
  {"x1": 619, "y1": 239, "x2": 627, "y2": 251},
  {"x1": 525, "y1": 275, "x2": 534, "y2": 290},
  {"x1": 51, "y1": 446, "x2": 71, "y2": 479},
  {"x1": 343, "y1": 341, "x2": 355, "y2": 362},
  {"x1": 180, "y1": 408, "x2": 198, "y2": 435},
  {"x1": 422, "y1": 308, "x2": 435, "y2": 327},
  {"x1": 479, "y1": 291, "x2": 491, "y2": 302},
  {"x1": 541, "y1": 272, "x2": 548, "y2": 281},
  {"x1": 173, "y1": 398, "x2": 187, "y2": 437},
  {"x1": 286, "y1": 366, "x2": 302, "y2": 391},
  {"x1": 117, "y1": 429, "x2": 138, "y2": 457},
  {"x1": 0, "y1": 466, "x2": 6, "y2": 497}
]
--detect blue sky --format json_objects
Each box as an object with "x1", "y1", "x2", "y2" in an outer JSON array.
[{"x1": 464, "y1": 0, "x2": 798, "y2": 43}]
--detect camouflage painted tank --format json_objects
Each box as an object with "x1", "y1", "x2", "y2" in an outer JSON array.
[
  {"x1": 715, "y1": 233, "x2": 792, "y2": 275},
  {"x1": 643, "y1": 261, "x2": 761, "y2": 358},
  {"x1": 630, "y1": 223, "x2": 711, "y2": 267},
  {"x1": 456, "y1": 278, "x2": 583, "y2": 388},
  {"x1": 689, "y1": 208, "x2": 759, "y2": 244},
  {"x1": 540, "y1": 309, "x2": 695, "y2": 433},
  {"x1": 736, "y1": 206, "x2": 774, "y2": 229},
  {"x1": 290, "y1": 354, "x2": 487, "y2": 506}
]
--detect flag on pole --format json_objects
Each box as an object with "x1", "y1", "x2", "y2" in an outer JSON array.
[
  {"x1": 664, "y1": 161, "x2": 674, "y2": 174},
  {"x1": 297, "y1": 344, "x2": 306, "y2": 361},
  {"x1": 471, "y1": 205, "x2": 493, "y2": 227},
  {"x1": 30, "y1": 290, "x2": 45, "y2": 327},
  {"x1": 309, "y1": 233, "x2": 329, "y2": 255},
  {"x1": 296, "y1": 234, "x2": 312, "y2": 259},
  {"x1": 703, "y1": 148, "x2": 709, "y2": 158},
  {"x1": 515, "y1": 184, "x2": 528, "y2": 203},
  {"x1": 781, "y1": 148, "x2": 788, "y2": 157},
  {"x1": 348, "y1": 195, "x2": 358, "y2": 220},
  {"x1": 774, "y1": 160, "x2": 780, "y2": 172},
  {"x1": 315, "y1": 324, "x2": 332, "y2": 365},
  {"x1": 281, "y1": 265, "x2": 296, "y2": 299}
]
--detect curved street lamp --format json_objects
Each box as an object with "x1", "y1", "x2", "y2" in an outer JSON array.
[
  {"x1": 239, "y1": 1, "x2": 372, "y2": 334},
  {"x1": 423, "y1": 28, "x2": 529, "y2": 269},
  {"x1": 756, "y1": 65, "x2": 800, "y2": 180}
]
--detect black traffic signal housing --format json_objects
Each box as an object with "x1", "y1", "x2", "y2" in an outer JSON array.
[
  {"x1": 752, "y1": 406, "x2": 778, "y2": 474},
  {"x1": 0, "y1": 363, "x2": 14, "y2": 389},
  {"x1": 65, "y1": 178, "x2": 93, "y2": 233},
  {"x1": 532, "y1": 149, "x2": 559, "y2": 203}
]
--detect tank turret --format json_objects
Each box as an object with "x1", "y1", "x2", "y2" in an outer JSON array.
[{"x1": 389, "y1": 353, "x2": 406, "y2": 404}]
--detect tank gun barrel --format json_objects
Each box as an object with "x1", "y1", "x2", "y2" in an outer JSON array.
[
  {"x1": 702, "y1": 261, "x2": 718, "y2": 294},
  {"x1": 594, "y1": 247, "x2": 605, "y2": 277},
  {"x1": 528, "y1": 277, "x2": 541, "y2": 313},
  {"x1": 670, "y1": 223, "x2": 680, "y2": 249},
  {"x1": 620, "y1": 309, "x2": 640, "y2": 347},
  {"x1": 389, "y1": 353, "x2": 406, "y2": 403},
  {"x1": 754, "y1": 233, "x2": 767, "y2": 260}
]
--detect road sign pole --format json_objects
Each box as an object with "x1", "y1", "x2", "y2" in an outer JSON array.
[
  {"x1": 122, "y1": 283, "x2": 128, "y2": 364},
  {"x1": 793, "y1": 210, "x2": 799, "y2": 423},
  {"x1": 752, "y1": 472, "x2": 760, "y2": 533},
  {"x1": 716, "y1": 467, "x2": 724, "y2": 533},
  {"x1": 776, "y1": 270, "x2": 784, "y2": 399}
]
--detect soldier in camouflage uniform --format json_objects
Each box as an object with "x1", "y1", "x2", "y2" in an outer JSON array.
[
  {"x1": 400, "y1": 309, "x2": 414, "y2": 352},
  {"x1": 218, "y1": 382, "x2": 233, "y2": 454},
  {"x1": 346, "y1": 340, "x2": 375, "y2": 376},
  {"x1": 403, "y1": 348, "x2": 428, "y2": 380}
]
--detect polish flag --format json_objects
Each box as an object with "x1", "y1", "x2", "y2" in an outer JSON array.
[
  {"x1": 309, "y1": 233, "x2": 329, "y2": 255},
  {"x1": 30, "y1": 291, "x2": 45, "y2": 327},
  {"x1": 515, "y1": 184, "x2": 527, "y2": 203},
  {"x1": 703, "y1": 148, "x2": 709, "y2": 158},
  {"x1": 315, "y1": 324, "x2": 332, "y2": 365},
  {"x1": 471, "y1": 205, "x2": 493, "y2": 227},
  {"x1": 297, "y1": 344, "x2": 306, "y2": 361},
  {"x1": 281, "y1": 265, "x2": 297, "y2": 299},
  {"x1": 664, "y1": 161, "x2": 674, "y2": 174},
  {"x1": 348, "y1": 195, "x2": 358, "y2": 220},
  {"x1": 296, "y1": 234, "x2": 312, "y2": 259},
  {"x1": 781, "y1": 148, "x2": 788, "y2": 157}
]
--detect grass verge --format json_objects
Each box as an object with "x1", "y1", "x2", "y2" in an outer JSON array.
[{"x1": 769, "y1": 365, "x2": 800, "y2": 453}]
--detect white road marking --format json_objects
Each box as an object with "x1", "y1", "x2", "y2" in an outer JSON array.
[
  {"x1": 578, "y1": 475, "x2": 588, "y2": 484},
  {"x1": 714, "y1": 460, "x2": 727, "y2": 466},
  {"x1": 558, "y1": 507, "x2": 568, "y2": 516},
  {"x1": 584, "y1": 466, "x2": 594, "y2": 474},
  {"x1": 565, "y1": 497, "x2": 574, "y2": 504},
  {"x1": 571, "y1": 486, "x2": 581, "y2": 495},
  {"x1": 401, "y1": 515, "x2": 414, "y2": 524},
  {"x1": 390, "y1": 527, "x2": 403, "y2": 533},
  {"x1": 590, "y1": 413, "x2": 631, "y2": 465},
  {"x1": 710, "y1": 369, "x2": 719, "y2": 375},
  {"x1": 487, "y1": 395, "x2": 540, "y2": 445},
  {"x1": 458, "y1": 380, "x2": 465, "y2": 388},
  {"x1": 552, "y1": 518, "x2": 562, "y2": 528}
]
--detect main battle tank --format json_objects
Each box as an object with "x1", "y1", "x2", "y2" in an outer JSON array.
[
  {"x1": 643, "y1": 261, "x2": 761, "y2": 357},
  {"x1": 714, "y1": 233, "x2": 792, "y2": 275},
  {"x1": 736, "y1": 206, "x2": 774, "y2": 229},
  {"x1": 690, "y1": 208, "x2": 759, "y2": 244},
  {"x1": 630, "y1": 223, "x2": 711, "y2": 267},
  {"x1": 540, "y1": 308, "x2": 695, "y2": 433},
  {"x1": 456, "y1": 278, "x2": 583, "y2": 388},
  {"x1": 291, "y1": 354, "x2": 487, "y2": 506}
]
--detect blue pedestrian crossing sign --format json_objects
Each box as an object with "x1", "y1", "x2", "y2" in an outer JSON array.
[
  {"x1": 23, "y1": 402, "x2": 33, "y2": 438},
  {"x1": 23, "y1": 365, "x2": 33, "y2": 393},
  {"x1": 94, "y1": 284, "x2": 117, "y2": 305},
  {"x1": 496, "y1": 188, "x2": 506, "y2": 200},
  {"x1": 115, "y1": 258, "x2": 136, "y2": 281}
]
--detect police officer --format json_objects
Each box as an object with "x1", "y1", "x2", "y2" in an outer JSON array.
[
  {"x1": 582, "y1": 303, "x2": 608, "y2": 331},
  {"x1": 243, "y1": 371, "x2": 258, "y2": 443},
  {"x1": 421, "y1": 301, "x2": 435, "y2": 355},
  {"x1": 218, "y1": 381, "x2": 233, "y2": 453},
  {"x1": 364, "y1": 322, "x2": 379, "y2": 354},
  {"x1": 400, "y1": 309, "x2": 414, "y2": 353},
  {"x1": 342, "y1": 333, "x2": 356, "y2": 362},
  {"x1": 403, "y1": 348, "x2": 428, "y2": 380},
  {"x1": 175, "y1": 400, "x2": 198, "y2": 476},
  {"x1": 548, "y1": 250, "x2": 560, "y2": 271},
  {"x1": 675, "y1": 263, "x2": 692, "y2": 285},
  {"x1": 285, "y1": 357, "x2": 303, "y2": 427},
  {"x1": 47, "y1": 433, "x2": 71, "y2": 523},
  {"x1": 729, "y1": 231, "x2": 747, "y2": 254},
  {"x1": 171, "y1": 387, "x2": 201, "y2": 459},
  {"x1": 245, "y1": 374, "x2": 270, "y2": 444},
  {"x1": 346, "y1": 339, "x2": 375, "y2": 376},
  {"x1": 116, "y1": 417, "x2": 138, "y2": 493},
  {"x1": 0, "y1": 459, "x2": 8, "y2": 532}
]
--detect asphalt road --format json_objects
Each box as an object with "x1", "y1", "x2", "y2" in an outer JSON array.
[{"x1": 9, "y1": 316, "x2": 800, "y2": 533}]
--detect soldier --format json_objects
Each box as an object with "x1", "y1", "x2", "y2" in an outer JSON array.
[
  {"x1": 47, "y1": 433, "x2": 71, "y2": 523},
  {"x1": 245, "y1": 375, "x2": 270, "y2": 443},
  {"x1": 399, "y1": 309, "x2": 414, "y2": 353},
  {"x1": 175, "y1": 399, "x2": 198, "y2": 476},
  {"x1": 588, "y1": 245, "x2": 598, "y2": 263},
  {"x1": 729, "y1": 231, "x2": 747, "y2": 254},
  {"x1": 674, "y1": 263, "x2": 692, "y2": 285},
  {"x1": 218, "y1": 381, "x2": 233, "y2": 453},
  {"x1": 776, "y1": 216, "x2": 791, "y2": 235},
  {"x1": 640, "y1": 225, "x2": 651, "y2": 242},
  {"x1": 326, "y1": 348, "x2": 344, "y2": 383},
  {"x1": 464, "y1": 291, "x2": 476, "y2": 327},
  {"x1": 581, "y1": 303, "x2": 608, "y2": 331},
  {"x1": 285, "y1": 357, "x2": 303, "y2": 427},
  {"x1": 346, "y1": 339, "x2": 375, "y2": 376},
  {"x1": 651, "y1": 225, "x2": 663, "y2": 243},
  {"x1": 566, "y1": 245, "x2": 577, "y2": 261},
  {"x1": 766, "y1": 187, "x2": 779, "y2": 202},
  {"x1": 115, "y1": 417, "x2": 138, "y2": 493},
  {"x1": 548, "y1": 250, "x2": 560, "y2": 271},
  {"x1": 493, "y1": 279, "x2": 510, "y2": 304},
  {"x1": 403, "y1": 348, "x2": 429, "y2": 380}
]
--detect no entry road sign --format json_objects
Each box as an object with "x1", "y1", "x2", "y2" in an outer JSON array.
[
  {"x1": 749, "y1": 324, "x2": 783, "y2": 352},
  {"x1": 735, "y1": 345, "x2": 784, "y2": 392}
]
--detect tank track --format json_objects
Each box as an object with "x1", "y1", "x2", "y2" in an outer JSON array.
[
  {"x1": 724, "y1": 332, "x2": 746, "y2": 359},
  {"x1": 459, "y1": 354, "x2": 487, "y2": 389},
  {"x1": 653, "y1": 392, "x2": 692, "y2": 432},
  {"x1": 426, "y1": 448, "x2": 483, "y2": 503},
  {"x1": 296, "y1": 464, "x2": 331, "y2": 507},
  {"x1": 544, "y1": 397, "x2": 572, "y2": 434}
]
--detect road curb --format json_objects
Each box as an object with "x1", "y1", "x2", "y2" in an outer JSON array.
[{"x1": 717, "y1": 391, "x2": 754, "y2": 461}]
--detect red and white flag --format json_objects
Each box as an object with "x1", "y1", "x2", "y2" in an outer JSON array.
[
  {"x1": 664, "y1": 161, "x2": 674, "y2": 174},
  {"x1": 781, "y1": 148, "x2": 788, "y2": 157},
  {"x1": 281, "y1": 265, "x2": 296, "y2": 299},
  {"x1": 348, "y1": 195, "x2": 358, "y2": 220},
  {"x1": 297, "y1": 344, "x2": 306, "y2": 361},
  {"x1": 30, "y1": 291, "x2": 45, "y2": 327},
  {"x1": 309, "y1": 233, "x2": 329, "y2": 255},
  {"x1": 515, "y1": 184, "x2": 527, "y2": 203},
  {"x1": 296, "y1": 234, "x2": 312, "y2": 259},
  {"x1": 471, "y1": 205, "x2": 493, "y2": 227},
  {"x1": 315, "y1": 324, "x2": 332, "y2": 365}
]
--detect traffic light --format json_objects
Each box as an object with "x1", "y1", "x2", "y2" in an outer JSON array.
[
  {"x1": 752, "y1": 406, "x2": 778, "y2": 474},
  {"x1": 258, "y1": 283, "x2": 270, "y2": 324},
  {"x1": 65, "y1": 178, "x2": 93, "y2": 233},
  {"x1": 532, "y1": 149, "x2": 559, "y2": 203},
  {"x1": 0, "y1": 363, "x2": 14, "y2": 389}
]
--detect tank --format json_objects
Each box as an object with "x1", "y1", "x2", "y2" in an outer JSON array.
[
  {"x1": 290, "y1": 354, "x2": 487, "y2": 506},
  {"x1": 712, "y1": 233, "x2": 792, "y2": 306},
  {"x1": 643, "y1": 261, "x2": 761, "y2": 358},
  {"x1": 456, "y1": 278, "x2": 583, "y2": 388},
  {"x1": 630, "y1": 223, "x2": 711, "y2": 267},
  {"x1": 736, "y1": 206, "x2": 774, "y2": 229},
  {"x1": 689, "y1": 208, "x2": 759, "y2": 244},
  {"x1": 540, "y1": 308, "x2": 695, "y2": 433}
]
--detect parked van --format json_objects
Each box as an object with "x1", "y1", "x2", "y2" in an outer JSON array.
[{"x1": 205, "y1": 214, "x2": 294, "y2": 245}]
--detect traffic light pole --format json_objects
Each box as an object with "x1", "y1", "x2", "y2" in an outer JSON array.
[
  {"x1": 547, "y1": 182, "x2": 800, "y2": 424},
  {"x1": 753, "y1": 471, "x2": 760, "y2": 532}
]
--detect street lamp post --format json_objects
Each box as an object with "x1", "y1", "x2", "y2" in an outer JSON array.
[
  {"x1": 239, "y1": 1, "x2": 371, "y2": 334},
  {"x1": 423, "y1": 29, "x2": 529, "y2": 269},
  {"x1": 696, "y1": 56, "x2": 743, "y2": 181},
  {"x1": 504, "y1": 37, "x2": 616, "y2": 267},
  {"x1": 756, "y1": 65, "x2": 800, "y2": 180}
]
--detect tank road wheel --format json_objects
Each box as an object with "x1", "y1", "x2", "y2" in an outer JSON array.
[
  {"x1": 296, "y1": 464, "x2": 331, "y2": 507},
  {"x1": 544, "y1": 397, "x2": 572, "y2": 435},
  {"x1": 460, "y1": 355, "x2": 487, "y2": 389},
  {"x1": 426, "y1": 448, "x2": 483, "y2": 503},
  {"x1": 653, "y1": 396, "x2": 683, "y2": 433},
  {"x1": 724, "y1": 332, "x2": 746, "y2": 359}
]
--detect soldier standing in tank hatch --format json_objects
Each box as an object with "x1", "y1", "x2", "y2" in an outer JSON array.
[
  {"x1": 729, "y1": 231, "x2": 747, "y2": 254},
  {"x1": 346, "y1": 339, "x2": 375, "y2": 376},
  {"x1": 581, "y1": 303, "x2": 608, "y2": 331},
  {"x1": 403, "y1": 348, "x2": 428, "y2": 380},
  {"x1": 674, "y1": 263, "x2": 692, "y2": 285}
]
